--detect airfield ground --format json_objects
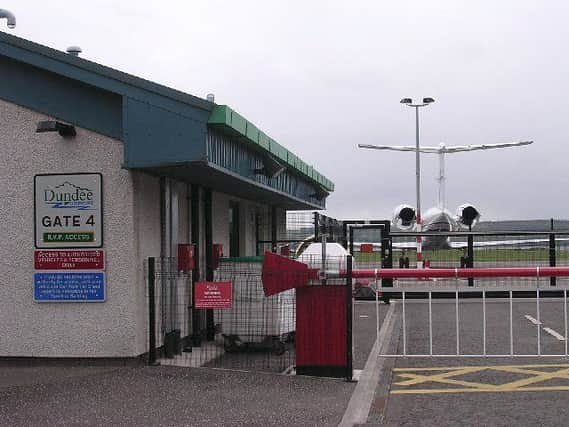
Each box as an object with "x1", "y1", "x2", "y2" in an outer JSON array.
[{"x1": 2, "y1": 297, "x2": 569, "y2": 426}]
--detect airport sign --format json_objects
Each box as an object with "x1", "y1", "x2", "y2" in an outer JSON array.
[
  {"x1": 34, "y1": 272, "x2": 105, "y2": 302},
  {"x1": 195, "y1": 282, "x2": 233, "y2": 309},
  {"x1": 34, "y1": 173, "x2": 103, "y2": 248},
  {"x1": 34, "y1": 250, "x2": 105, "y2": 270}
]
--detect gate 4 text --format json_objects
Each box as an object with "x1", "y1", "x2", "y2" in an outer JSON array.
[{"x1": 41, "y1": 215, "x2": 96, "y2": 227}]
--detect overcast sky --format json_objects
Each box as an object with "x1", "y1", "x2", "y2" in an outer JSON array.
[{"x1": 3, "y1": 1, "x2": 568, "y2": 221}]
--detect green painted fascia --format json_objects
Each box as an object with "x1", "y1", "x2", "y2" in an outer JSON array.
[
  {"x1": 258, "y1": 132, "x2": 270, "y2": 150},
  {"x1": 208, "y1": 104, "x2": 231, "y2": 123},
  {"x1": 246, "y1": 122, "x2": 259, "y2": 142},
  {"x1": 208, "y1": 105, "x2": 334, "y2": 192},
  {"x1": 269, "y1": 138, "x2": 288, "y2": 163},
  {"x1": 230, "y1": 110, "x2": 247, "y2": 135}
]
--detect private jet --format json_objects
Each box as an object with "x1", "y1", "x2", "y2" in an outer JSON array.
[{"x1": 358, "y1": 141, "x2": 534, "y2": 250}]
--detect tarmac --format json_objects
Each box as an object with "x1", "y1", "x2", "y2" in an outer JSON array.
[
  {"x1": 0, "y1": 301, "x2": 388, "y2": 427},
  {"x1": 3, "y1": 298, "x2": 569, "y2": 426}
]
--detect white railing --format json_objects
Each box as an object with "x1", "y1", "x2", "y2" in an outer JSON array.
[{"x1": 370, "y1": 268, "x2": 569, "y2": 358}]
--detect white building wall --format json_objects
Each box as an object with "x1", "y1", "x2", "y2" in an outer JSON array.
[
  {"x1": 0, "y1": 98, "x2": 298, "y2": 358},
  {"x1": 0, "y1": 99, "x2": 144, "y2": 357},
  {"x1": 212, "y1": 191, "x2": 230, "y2": 257},
  {"x1": 131, "y1": 172, "x2": 161, "y2": 355},
  {"x1": 211, "y1": 192, "x2": 270, "y2": 257}
]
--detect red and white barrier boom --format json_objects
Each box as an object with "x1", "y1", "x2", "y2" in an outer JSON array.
[{"x1": 261, "y1": 252, "x2": 569, "y2": 296}]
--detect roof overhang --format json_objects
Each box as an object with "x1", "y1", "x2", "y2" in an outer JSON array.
[
  {"x1": 208, "y1": 105, "x2": 334, "y2": 192},
  {"x1": 126, "y1": 161, "x2": 326, "y2": 210}
]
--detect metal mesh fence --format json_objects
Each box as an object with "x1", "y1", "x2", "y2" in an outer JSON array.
[
  {"x1": 386, "y1": 232, "x2": 569, "y2": 287},
  {"x1": 257, "y1": 211, "x2": 346, "y2": 258},
  {"x1": 146, "y1": 257, "x2": 296, "y2": 373},
  {"x1": 210, "y1": 260, "x2": 296, "y2": 372},
  {"x1": 389, "y1": 232, "x2": 569, "y2": 267},
  {"x1": 144, "y1": 258, "x2": 192, "y2": 362},
  {"x1": 145, "y1": 254, "x2": 356, "y2": 377},
  {"x1": 285, "y1": 211, "x2": 316, "y2": 242}
]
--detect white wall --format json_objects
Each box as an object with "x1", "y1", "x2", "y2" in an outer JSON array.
[
  {"x1": 211, "y1": 192, "x2": 271, "y2": 257},
  {"x1": 212, "y1": 191, "x2": 230, "y2": 257},
  {"x1": 0, "y1": 99, "x2": 145, "y2": 357},
  {"x1": 0, "y1": 98, "x2": 292, "y2": 358},
  {"x1": 132, "y1": 172, "x2": 161, "y2": 355}
]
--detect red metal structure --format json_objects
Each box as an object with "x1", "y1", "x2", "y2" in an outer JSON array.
[
  {"x1": 262, "y1": 252, "x2": 569, "y2": 293},
  {"x1": 295, "y1": 286, "x2": 348, "y2": 377},
  {"x1": 261, "y1": 252, "x2": 569, "y2": 377}
]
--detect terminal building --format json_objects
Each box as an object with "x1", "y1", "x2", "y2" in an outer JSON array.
[{"x1": 0, "y1": 31, "x2": 334, "y2": 359}]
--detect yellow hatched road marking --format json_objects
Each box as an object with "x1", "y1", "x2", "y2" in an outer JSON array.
[
  {"x1": 391, "y1": 364, "x2": 569, "y2": 395},
  {"x1": 393, "y1": 363, "x2": 569, "y2": 372},
  {"x1": 392, "y1": 386, "x2": 569, "y2": 395}
]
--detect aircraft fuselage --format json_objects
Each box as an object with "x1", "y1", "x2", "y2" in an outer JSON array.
[{"x1": 419, "y1": 207, "x2": 454, "y2": 250}]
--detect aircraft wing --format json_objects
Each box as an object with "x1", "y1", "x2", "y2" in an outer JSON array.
[
  {"x1": 442, "y1": 141, "x2": 533, "y2": 153},
  {"x1": 353, "y1": 236, "x2": 569, "y2": 251},
  {"x1": 448, "y1": 236, "x2": 569, "y2": 249},
  {"x1": 357, "y1": 144, "x2": 442, "y2": 153}
]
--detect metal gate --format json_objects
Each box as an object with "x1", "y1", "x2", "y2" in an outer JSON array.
[{"x1": 371, "y1": 268, "x2": 569, "y2": 358}]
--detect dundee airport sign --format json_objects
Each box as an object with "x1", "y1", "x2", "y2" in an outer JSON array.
[{"x1": 34, "y1": 173, "x2": 103, "y2": 248}]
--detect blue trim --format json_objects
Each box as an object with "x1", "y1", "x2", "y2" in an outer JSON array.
[
  {"x1": 0, "y1": 55, "x2": 122, "y2": 139},
  {"x1": 123, "y1": 97, "x2": 208, "y2": 167},
  {"x1": 0, "y1": 32, "x2": 213, "y2": 114},
  {"x1": 0, "y1": 31, "x2": 330, "y2": 208}
]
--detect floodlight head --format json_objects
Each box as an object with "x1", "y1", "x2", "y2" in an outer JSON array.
[
  {"x1": 0, "y1": 9, "x2": 15, "y2": 28},
  {"x1": 36, "y1": 120, "x2": 77, "y2": 137},
  {"x1": 423, "y1": 97, "x2": 435, "y2": 104},
  {"x1": 400, "y1": 98, "x2": 412, "y2": 104}
]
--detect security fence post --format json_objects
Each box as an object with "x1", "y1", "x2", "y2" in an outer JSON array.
[
  {"x1": 148, "y1": 257, "x2": 157, "y2": 365},
  {"x1": 346, "y1": 255, "x2": 354, "y2": 381},
  {"x1": 550, "y1": 232, "x2": 556, "y2": 287},
  {"x1": 314, "y1": 211, "x2": 320, "y2": 241},
  {"x1": 467, "y1": 233, "x2": 474, "y2": 287}
]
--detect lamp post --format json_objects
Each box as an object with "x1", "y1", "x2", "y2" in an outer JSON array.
[{"x1": 400, "y1": 97, "x2": 435, "y2": 267}]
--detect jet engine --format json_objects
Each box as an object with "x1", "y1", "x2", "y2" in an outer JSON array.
[
  {"x1": 393, "y1": 204, "x2": 417, "y2": 230},
  {"x1": 456, "y1": 204, "x2": 480, "y2": 229}
]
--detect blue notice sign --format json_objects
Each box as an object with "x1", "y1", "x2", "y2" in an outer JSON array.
[{"x1": 34, "y1": 272, "x2": 105, "y2": 302}]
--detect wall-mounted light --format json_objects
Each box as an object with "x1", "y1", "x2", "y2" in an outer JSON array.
[
  {"x1": 310, "y1": 186, "x2": 329, "y2": 201},
  {"x1": 254, "y1": 155, "x2": 286, "y2": 179},
  {"x1": 36, "y1": 121, "x2": 77, "y2": 138}
]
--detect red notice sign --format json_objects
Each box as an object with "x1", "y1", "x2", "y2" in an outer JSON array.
[
  {"x1": 195, "y1": 281, "x2": 233, "y2": 309},
  {"x1": 34, "y1": 250, "x2": 105, "y2": 270}
]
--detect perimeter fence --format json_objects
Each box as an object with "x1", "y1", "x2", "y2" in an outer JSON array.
[
  {"x1": 368, "y1": 267, "x2": 569, "y2": 358},
  {"x1": 146, "y1": 257, "x2": 296, "y2": 373},
  {"x1": 143, "y1": 214, "x2": 569, "y2": 373},
  {"x1": 389, "y1": 231, "x2": 569, "y2": 288}
]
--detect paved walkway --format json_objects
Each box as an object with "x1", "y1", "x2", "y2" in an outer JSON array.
[
  {"x1": 0, "y1": 301, "x2": 389, "y2": 427},
  {"x1": 0, "y1": 364, "x2": 355, "y2": 426}
]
